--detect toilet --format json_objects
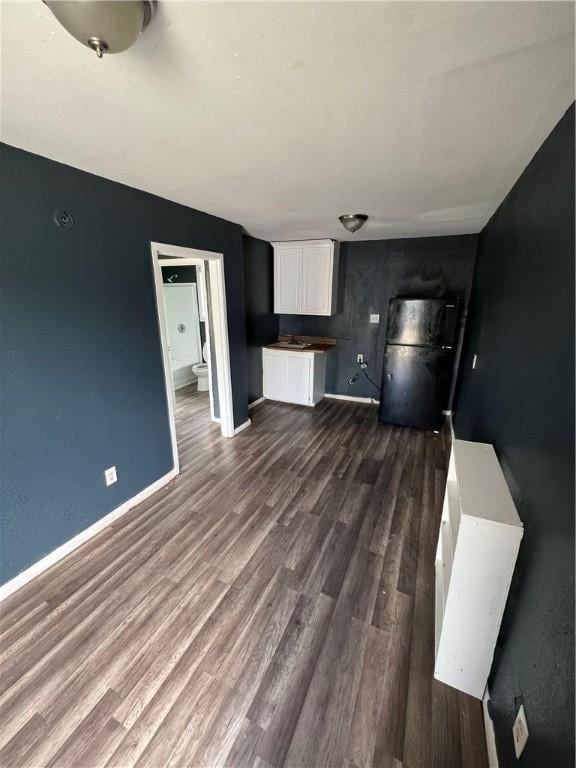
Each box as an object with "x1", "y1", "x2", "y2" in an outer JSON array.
[{"x1": 192, "y1": 342, "x2": 210, "y2": 391}]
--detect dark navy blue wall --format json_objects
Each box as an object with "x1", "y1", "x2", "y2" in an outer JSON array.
[
  {"x1": 161, "y1": 265, "x2": 197, "y2": 284},
  {"x1": 0, "y1": 143, "x2": 248, "y2": 584},
  {"x1": 279, "y1": 235, "x2": 477, "y2": 402},
  {"x1": 455, "y1": 105, "x2": 575, "y2": 767},
  {"x1": 243, "y1": 235, "x2": 279, "y2": 403}
]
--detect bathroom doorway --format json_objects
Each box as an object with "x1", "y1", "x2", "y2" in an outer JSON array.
[
  {"x1": 150, "y1": 242, "x2": 235, "y2": 475},
  {"x1": 159, "y1": 262, "x2": 214, "y2": 414}
]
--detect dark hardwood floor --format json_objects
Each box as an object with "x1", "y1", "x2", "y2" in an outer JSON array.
[{"x1": 0, "y1": 386, "x2": 488, "y2": 767}]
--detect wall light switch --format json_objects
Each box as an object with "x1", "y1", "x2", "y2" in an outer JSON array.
[
  {"x1": 512, "y1": 704, "x2": 529, "y2": 758},
  {"x1": 104, "y1": 466, "x2": 118, "y2": 486},
  {"x1": 369, "y1": 314, "x2": 380, "y2": 324}
]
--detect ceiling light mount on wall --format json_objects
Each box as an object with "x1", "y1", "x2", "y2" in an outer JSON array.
[
  {"x1": 339, "y1": 213, "x2": 368, "y2": 233},
  {"x1": 43, "y1": 1, "x2": 156, "y2": 59}
]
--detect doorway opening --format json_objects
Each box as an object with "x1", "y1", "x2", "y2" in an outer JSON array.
[{"x1": 150, "y1": 242, "x2": 235, "y2": 475}]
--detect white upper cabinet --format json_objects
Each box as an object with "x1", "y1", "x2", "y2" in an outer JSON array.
[
  {"x1": 272, "y1": 239, "x2": 339, "y2": 315},
  {"x1": 274, "y1": 245, "x2": 301, "y2": 313}
]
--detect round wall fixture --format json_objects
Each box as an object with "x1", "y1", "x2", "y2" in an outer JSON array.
[
  {"x1": 43, "y1": 1, "x2": 156, "y2": 59},
  {"x1": 53, "y1": 209, "x2": 75, "y2": 230},
  {"x1": 339, "y1": 213, "x2": 368, "y2": 233}
]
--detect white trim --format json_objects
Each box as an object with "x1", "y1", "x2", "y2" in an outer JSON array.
[
  {"x1": 151, "y1": 244, "x2": 236, "y2": 471},
  {"x1": 248, "y1": 397, "x2": 266, "y2": 410},
  {"x1": 483, "y1": 688, "x2": 500, "y2": 768},
  {"x1": 152, "y1": 254, "x2": 180, "y2": 474},
  {"x1": 0, "y1": 469, "x2": 177, "y2": 602},
  {"x1": 325, "y1": 393, "x2": 380, "y2": 404},
  {"x1": 233, "y1": 418, "x2": 252, "y2": 435},
  {"x1": 208, "y1": 257, "x2": 234, "y2": 437},
  {"x1": 270, "y1": 238, "x2": 337, "y2": 247},
  {"x1": 194, "y1": 263, "x2": 217, "y2": 423}
]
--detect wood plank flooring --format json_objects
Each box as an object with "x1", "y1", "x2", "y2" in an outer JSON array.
[{"x1": 0, "y1": 386, "x2": 488, "y2": 768}]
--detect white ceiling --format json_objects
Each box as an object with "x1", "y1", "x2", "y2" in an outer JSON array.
[{"x1": 1, "y1": 1, "x2": 574, "y2": 241}]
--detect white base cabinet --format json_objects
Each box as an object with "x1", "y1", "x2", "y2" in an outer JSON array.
[
  {"x1": 262, "y1": 348, "x2": 326, "y2": 406},
  {"x1": 434, "y1": 439, "x2": 523, "y2": 699}
]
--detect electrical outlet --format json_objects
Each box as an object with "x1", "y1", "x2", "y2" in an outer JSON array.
[
  {"x1": 512, "y1": 704, "x2": 529, "y2": 758},
  {"x1": 104, "y1": 466, "x2": 117, "y2": 486},
  {"x1": 369, "y1": 314, "x2": 380, "y2": 324},
  {"x1": 357, "y1": 354, "x2": 364, "y2": 364},
  {"x1": 472, "y1": 353, "x2": 478, "y2": 369}
]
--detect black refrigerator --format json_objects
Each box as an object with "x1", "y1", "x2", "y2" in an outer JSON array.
[{"x1": 378, "y1": 298, "x2": 459, "y2": 431}]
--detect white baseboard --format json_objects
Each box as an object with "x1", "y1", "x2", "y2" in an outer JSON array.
[
  {"x1": 325, "y1": 393, "x2": 380, "y2": 404},
  {"x1": 0, "y1": 469, "x2": 178, "y2": 603},
  {"x1": 233, "y1": 418, "x2": 252, "y2": 435},
  {"x1": 174, "y1": 374, "x2": 197, "y2": 391},
  {"x1": 483, "y1": 688, "x2": 499, "y2": 768},
  {"x1": 248, "y1": 397, "x2": 266, "y2": 410}
]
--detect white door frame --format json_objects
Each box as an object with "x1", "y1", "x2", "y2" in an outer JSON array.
[{"x1": 150, "y1": 242, "x2": 235, "y2": 474}]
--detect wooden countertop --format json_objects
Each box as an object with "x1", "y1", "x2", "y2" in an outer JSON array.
[
  {"x1": 265, "y1": 335, "x2": 337, "y2": 354},
  {"x1": 264, "y1": 343, "x2": 333, "y2": 353}
]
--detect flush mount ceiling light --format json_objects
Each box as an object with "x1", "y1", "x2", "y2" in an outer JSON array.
[
  {"x1": 43, "y1": 1, "x2": 156, "y2": 59},
  {"x1": 339, "y1": 213, "x2": 368, "y2": 233}
]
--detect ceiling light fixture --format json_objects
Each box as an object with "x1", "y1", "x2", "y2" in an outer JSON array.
[
  {"x1": 339, "y1": 213, "x2": 368, "y2": 233},
  {"x1": 43, "y1": 1, "x2": 156, "y2": 59}
]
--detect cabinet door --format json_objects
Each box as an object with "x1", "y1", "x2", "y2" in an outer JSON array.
[
  {"x1": 285, "y1": 354, "x2": 312, "y2": 405},
  {"x1": 300, "y1": 244, "x2": 332, "y2": 315},
  {"x1": 274, "y1": 247, "x2": 301, "y2": 313},
  {"x1": 263, "y1": 351, "x2": 287, "y2": 401}
]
